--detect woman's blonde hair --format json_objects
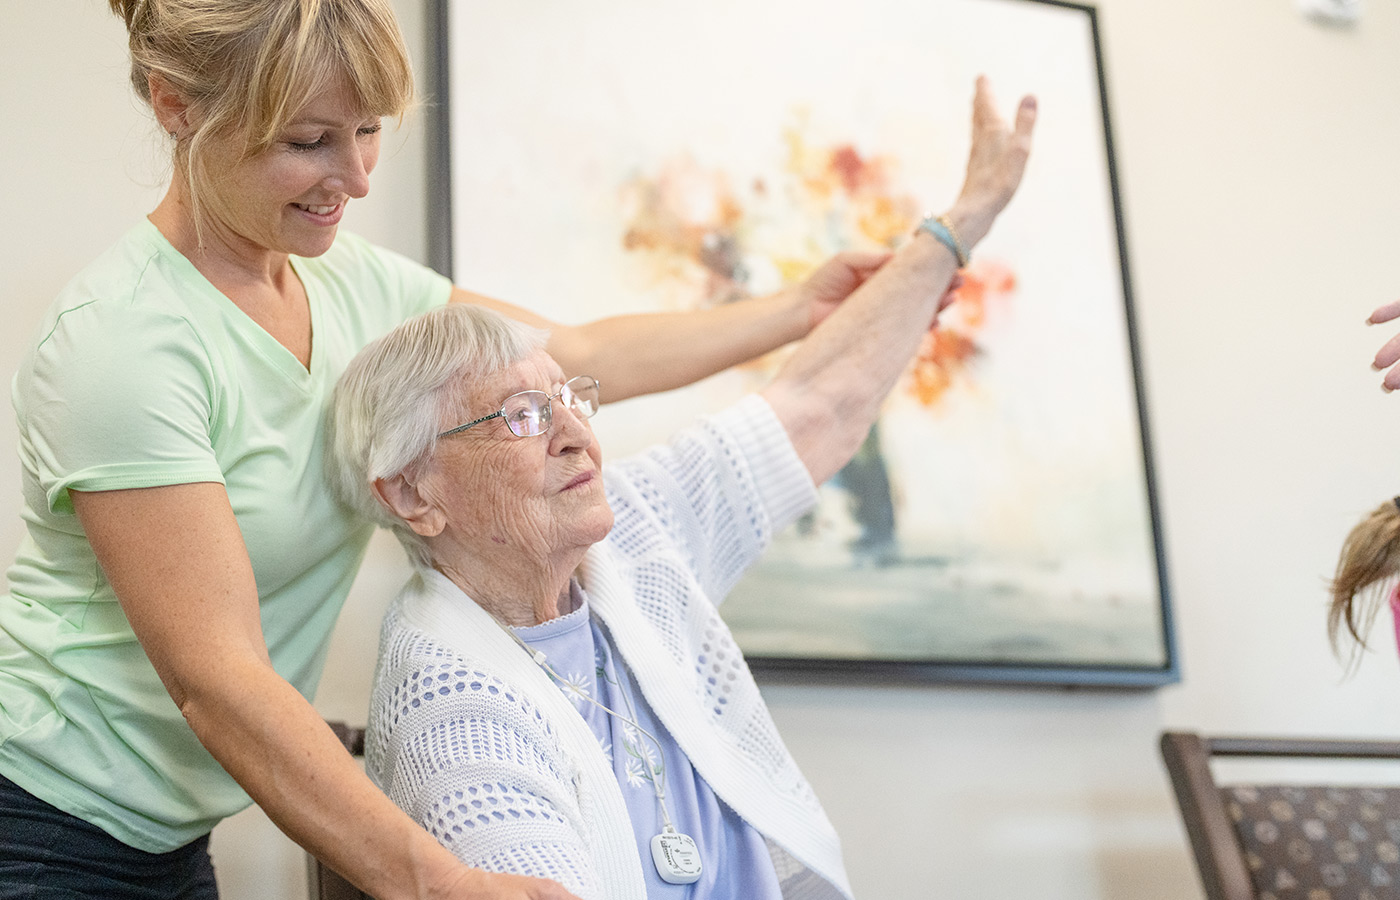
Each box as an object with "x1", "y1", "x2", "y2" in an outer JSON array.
[
  {"x1": 1329, "y1": 499, "x2": 1400, "y2": 665},
  {"x1": 109, "y1": 0, "x2": 415, "y2": 235}
]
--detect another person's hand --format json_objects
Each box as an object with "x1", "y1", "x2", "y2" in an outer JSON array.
[
  {"x1": 946, "y1": 75, "x2": 1037, "y2": 251},
  {"x1": 434, "y1": 868, "x2": 583, "y2": 900},
  {"x1": 801, "y1": 250, "x2": 891, "y2": 329},
  {"x1": 1368, "y1": 300, "x2": 1400, "y2": 391},
  {"x1": 801, "y1": 250, "x2": 962, "y2": 332}
]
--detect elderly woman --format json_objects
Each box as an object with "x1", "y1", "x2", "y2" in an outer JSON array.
[{"x1": 328, "y1": 79, "x2": 1035, "y2": 899}]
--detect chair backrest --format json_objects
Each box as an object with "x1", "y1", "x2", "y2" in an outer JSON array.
[
  {"x1": 1160, "y1": 730, "x2": 1400, "y2": 900},
  {"x1": 306, "y1": 722, "x2": 373, "y2": 900}
]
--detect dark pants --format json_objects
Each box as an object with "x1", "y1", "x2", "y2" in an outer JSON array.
[{"x1": 0, "y1": 773, "x2": 218, "y2": 900}]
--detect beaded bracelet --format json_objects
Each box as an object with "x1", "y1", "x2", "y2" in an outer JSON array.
[{"x1": 916, "y1": 213, "x2": 969, "y2": 268}]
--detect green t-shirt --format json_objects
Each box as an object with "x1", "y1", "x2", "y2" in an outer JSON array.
[{"x1": 0, "y1": 220, "x2": 451, "y2": 852}]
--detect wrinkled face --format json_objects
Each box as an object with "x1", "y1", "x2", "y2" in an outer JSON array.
[
  {"x1": 417, "y1": 350, "x2": 613, "y2": 571},
  {"x1": 202, "y1": 76, "x2": 382, "y2": 259}
]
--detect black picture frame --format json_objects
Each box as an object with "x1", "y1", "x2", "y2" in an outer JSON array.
[{"x1": 425, "y1": 0, "x2": 1178, "y2": 689}]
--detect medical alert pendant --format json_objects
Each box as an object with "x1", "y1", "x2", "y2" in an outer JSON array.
[{"x1": 651, "y1": 830, "x2": 703, "y2": 884}]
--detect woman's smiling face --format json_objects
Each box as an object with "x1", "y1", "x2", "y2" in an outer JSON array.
[{"x1": 201, "y1": 76, "x2": 383, "y2": 260}]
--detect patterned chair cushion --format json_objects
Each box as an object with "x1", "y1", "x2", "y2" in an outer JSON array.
[{"x1": 1225, "y1": 784, "x2": 1400, "y2": 899}]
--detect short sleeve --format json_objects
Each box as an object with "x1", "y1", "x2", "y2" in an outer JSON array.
[{"x1": 21, "y1": 303, "x2": 222, "y2": 515}]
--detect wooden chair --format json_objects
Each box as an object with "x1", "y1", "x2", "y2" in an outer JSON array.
[
  {"x1": 306, "y1": 722, "x2": 373, "y2": 900},
  {"x1": 1160, "y1": 730, "x2": 1400, "y2": 900}
]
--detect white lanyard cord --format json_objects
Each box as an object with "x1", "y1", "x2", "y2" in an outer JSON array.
[{"x1": 501, "y1": 624, "x2": 679, "y2": 833}]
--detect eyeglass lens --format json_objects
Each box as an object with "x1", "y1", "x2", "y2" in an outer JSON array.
[{"x1": 502, "y1": 376, "x2": 600, "y2": 437}]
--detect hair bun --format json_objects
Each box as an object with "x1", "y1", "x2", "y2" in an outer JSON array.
[{"x1": 108, "y1": 0, "x2": 151, "y2": 33}]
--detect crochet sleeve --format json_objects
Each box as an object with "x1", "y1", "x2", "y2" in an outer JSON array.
[
  {"x1": 605, "y1": 393, "x2": 817, "y2": 602},
  {"x1": 366, "y1": 626, "x2": 602, "y2": 899}
]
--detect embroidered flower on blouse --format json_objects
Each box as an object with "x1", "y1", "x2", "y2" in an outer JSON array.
[
  {"x1": 554, "y1": 669, "x2": 593, "y2": 707},
  {"x1": 625, "y1": 757, "x2": 652, "y2": 788},
  {"x1": 621, "y1": 727, "x2": 663, "y2": 791}
]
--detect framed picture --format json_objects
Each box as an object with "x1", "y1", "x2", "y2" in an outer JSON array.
[{"x1": 427, "y1": 0, "x2": 1177, "y2": 687}]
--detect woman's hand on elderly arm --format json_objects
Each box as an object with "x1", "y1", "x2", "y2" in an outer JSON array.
[
  {"x1": 70, "y1": 483, "x2": 580, "y2": 900},
  {"x1": 450, "y1": 251, "x2": 888, "y2": 402},
  {"x1": 763, "y1": 77, "x2": 1036, "y2": 484}
]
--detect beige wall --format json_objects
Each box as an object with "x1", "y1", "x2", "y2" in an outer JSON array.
[{"x1": 6, "y1": 1, "x2": 1400, "y2": 898}]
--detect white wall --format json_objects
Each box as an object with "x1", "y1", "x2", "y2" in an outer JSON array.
[{"x1": 6, "y1": 1, "x2": 1400, "y2": 898}]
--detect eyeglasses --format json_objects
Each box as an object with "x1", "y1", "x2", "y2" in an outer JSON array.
[{"x1": 437, "y1": 375, "x2": 601, "y2": 439}]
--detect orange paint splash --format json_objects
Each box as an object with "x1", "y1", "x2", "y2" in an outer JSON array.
[
  {"x1": 784, "y1": 128, "x2": 919, "y2": 248},
  {"x1": 907, "y1": 260, "x2": 1018, "y2": 407},
  {"x1": 619, "y1": 157, "x2": 749, "y2": 306}
]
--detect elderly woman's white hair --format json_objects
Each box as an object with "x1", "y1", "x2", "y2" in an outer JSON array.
[{"x1": 327, "y1": 304, "x2": 548, "y2": 567}]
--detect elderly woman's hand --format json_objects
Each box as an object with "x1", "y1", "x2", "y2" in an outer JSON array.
[
  {"x1": 1368, "y1": 300, "x2": 1400, "y2": 391},
  {"x1": 945, "y1": 75, "x2": 1037, "y2": 252}
]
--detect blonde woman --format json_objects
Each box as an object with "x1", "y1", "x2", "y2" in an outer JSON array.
[
  {"x1": 0, "y1": 2, "x2": 879, "y2": 897},
  {"x1": 1329, "y1": 499, "x2": 1400, "y2": 663},
  {"x1": 1329, "y1": 304, "x2": 1400, "y2": 657}
]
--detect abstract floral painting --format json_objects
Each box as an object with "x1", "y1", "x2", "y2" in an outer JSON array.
[{"x1": 436, "y1": 0, "x2": 1175, "y2": 684}]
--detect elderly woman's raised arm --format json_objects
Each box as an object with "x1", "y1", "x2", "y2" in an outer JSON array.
[{"x1": 762, "y1": 77, "x2": 1036, "y2": 485}]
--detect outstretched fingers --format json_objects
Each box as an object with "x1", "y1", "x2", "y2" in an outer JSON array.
[
  {"x1": 972, "y1": 74, "x2": 1001, "y2": 129},
  {"x1": 1366, "y1": 301, "x2": 1400, "y2": 392},
  {"x1": 1374, "y1": 332, "x2": 1400, "y2": 388},
  {"x1": 963, "y1": 76, "x2": 1038, "y2": 215},
  {"x1": 1368, "y1": 300, "x2": 1400, "y2": 326},
  {"x1": 1014, "y1": 94, "x2": 1038, "y2": 146}
]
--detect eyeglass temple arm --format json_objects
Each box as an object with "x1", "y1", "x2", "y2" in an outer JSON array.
[{"x1": 438, "y1": 411, "x2": 502, "y2": 439}]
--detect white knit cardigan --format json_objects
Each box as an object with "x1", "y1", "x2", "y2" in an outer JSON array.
[{"x1": 366, "y1": 395, "x2": 853, "y2": 900}]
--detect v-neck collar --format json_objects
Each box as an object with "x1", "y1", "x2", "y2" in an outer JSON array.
[{"x1": 137, "y1": 219, "x2": 321, "y2": 390}]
